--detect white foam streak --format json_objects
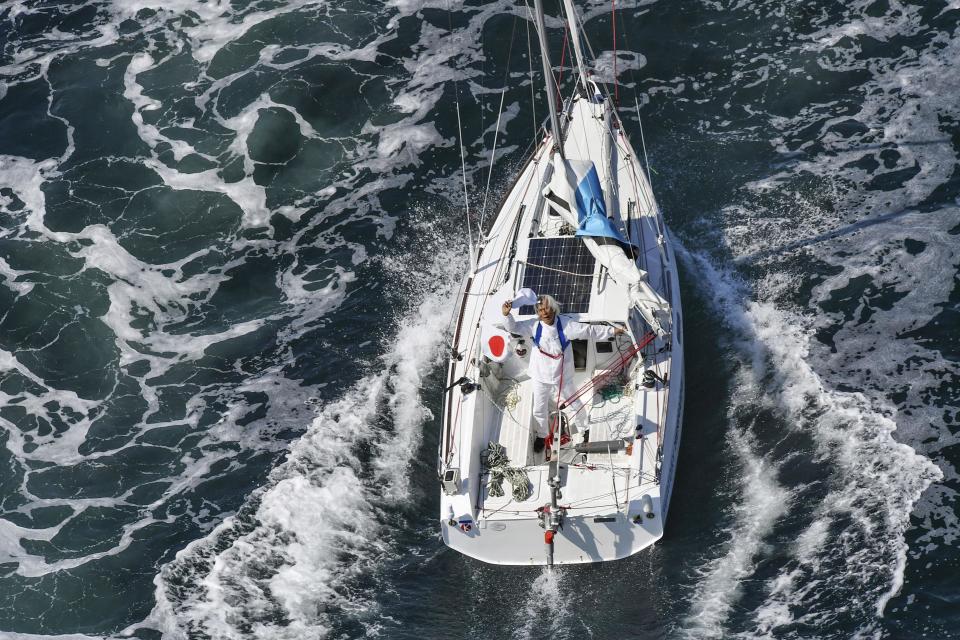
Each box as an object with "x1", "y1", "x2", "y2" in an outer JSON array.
[
  {"x1": 0, "y1": 110, "x2": 347, "y2": 585},
  {"x1": 124, "y1": 53, "x2": 196, "y2": 161},
  {"x1": 0, "y1": 257, "x2": 33, "y2": 295},
  {"x1": 122, "y1": 54, "x2": 273, "y2": 228},
  {"x1": 110, "y1": 0, "x2": 322, "y2": 64},
  {"x1": 0, "y1": 346, "x2": 101, "y2": 465},
  {"x1": 592, "y1": 50, "x2": 647, "y2": 84},
  {"x1": 514, "y1": 568, "x2": 574, "y2": 640},
  {"x1": 0, "y1": 155, "x2": 58, "y2": 236},
  {"x1": 680, "y1": 427, "x2": 789, "y2": 639},
  {"x1": 714, "y1": 8, "x2": 960, "y2": 615}
]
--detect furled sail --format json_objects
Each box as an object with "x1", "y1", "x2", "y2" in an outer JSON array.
[{"x1": 544, "y1": 153, "x2": 671, "y2": 336}]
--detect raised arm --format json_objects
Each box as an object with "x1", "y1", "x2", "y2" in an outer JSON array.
[{"x1": 500, "y1": 301, "x2": 537, "y2": 336}]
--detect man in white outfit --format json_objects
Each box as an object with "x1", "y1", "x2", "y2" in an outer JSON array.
[{"x1": 501, "y1": 294, "x2": 625, "y2": 453}]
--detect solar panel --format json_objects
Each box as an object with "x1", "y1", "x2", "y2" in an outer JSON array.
[{"x1": 519, "y1": 238, "x2": 596, "y2": 315}]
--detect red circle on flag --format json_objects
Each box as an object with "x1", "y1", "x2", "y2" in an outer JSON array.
[{"x1": 489, "y1": 335, "x2": 506, "y2": 358}]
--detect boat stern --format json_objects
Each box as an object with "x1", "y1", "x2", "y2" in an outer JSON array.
[{"x1": 440, "y1": 504, "x2": 664, "y2": 566}]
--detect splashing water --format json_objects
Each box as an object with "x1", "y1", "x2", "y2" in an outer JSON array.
[
  {"x1": 134, "y1": 233, "x2": 464, "y2": 638},
  {"x1": 514, "y1": 568, "x2": 577, "y2": 640}
]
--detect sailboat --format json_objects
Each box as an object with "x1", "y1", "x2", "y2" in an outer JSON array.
[{"x1": 438, "y1": 0, "x2": 684, "y2": 565}]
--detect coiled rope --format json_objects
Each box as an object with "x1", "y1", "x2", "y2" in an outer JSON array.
[{"x1": 482, "y1": 442, "x2": 531, "y2": 502}]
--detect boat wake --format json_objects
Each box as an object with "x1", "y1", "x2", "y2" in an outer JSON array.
[
  {"x1": 675, "y1": 248, "x2": 941, "y2": 638},
  {"x1": 679, "y1": 423, "x2": 789, "y2": 639},
  {"x1": 136, "y1": 232, "x2": 464, "y2": 639},
  {"x1": 514, "y1": 568, "x2": 577, "y2": 640},
  {"x1": 649, "y1": 0, "x2": 960, "y2": 634}
]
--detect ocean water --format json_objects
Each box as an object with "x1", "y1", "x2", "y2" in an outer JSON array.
[{"x1": 0, "y1": 0, "x2": 957, "y2": 638}]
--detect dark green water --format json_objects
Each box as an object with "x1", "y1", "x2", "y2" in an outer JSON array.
[{"x1": 0, "y1": 0, "x2": 958, "y2": 638}]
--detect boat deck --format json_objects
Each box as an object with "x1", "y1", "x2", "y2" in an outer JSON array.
[{"x1": 476, "y1": 347, "x2": 670, "y2": 521}]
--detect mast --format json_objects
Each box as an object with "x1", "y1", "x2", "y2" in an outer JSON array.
[
  {"x1": 532, "y1": 0, "x2": 564, "y2": 156},
  {"x1": 560, "y1": 0, "x2": 590, "y2": 97}
]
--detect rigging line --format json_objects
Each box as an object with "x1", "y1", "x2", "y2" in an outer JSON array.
[
  {"x1": 619, "y1": 133, "x2": 664, "y2": 265},
  {"x1": 555, "y1": 2, "x2": 593, "y2": 158},
  {"x1": 612, "y1": 0, "x2": 656, "y2": 202},
  {"x1": 636, "y1": 98, "x2": 654, "y2": 191},
  {"x1": 610, "y1": 0, "x2": 643, "y2": 114},
  {"x1": 448, "y1": 151, "x2": 545, "y2": 456},
  {"x1": 613, "y1": 133, "x2": 645, "y2": 201},
  {"x1": 480, "y1": 14, "x2": 520, "y2": 231},
  {"x1": 559, "y1": 488, "x2": 631, "y2": 510},
  {"x1": 607, "y1": 443, "x2": 620, "y2": 511},
  {"x1": 465, "y1": 143, "x2": 541, "y2": 311},
  {"x1": 566, "y1": 9, "x2": 620, "y2": 163},
  {"x1": 557, "y1": 4, "x2": 579, "y2": 114},
  {"x1": 447, "y1": 121, "x2": 551, "y2": 459},
  {"x1": 533, "y1": 8, "x2": 569, "y2": 144},
  {"x1": 611, "y1": 0, "x2": 618, "y2": 105},
  {"x1": 558, "y1": 0, "x2": 590, "y2": 96},
  {"x1": 618, "y1": 132, "x2": 654, "y2": 211},
  {"x1": 556, "y1": 26, "x2": 569, "y2": 110},
  {"x1": 478, "y1": 23, "x2": 489, "y2": 161},
  {"x1": 472, "y1": 149, "x2": 540, "y2": 300},
  {"x1": 550, "y1": 42, "x2": 589, "y2": 158},
  {"x1": 455, "y1": 99, "x2": 475, "y2": 266},
  {"x1": 443, "y1": 0, "x2": 474, "y2": 267},
  {"x1": 452, "y1": 269, "x2": 535, "y2": 471},
  {"x1": 574, "y1": 13, "x2": 620, "y2": 130},
  {"x1": 655, "y1": 361, "x2": 662, "y2": 444},
  {"x1": 523, "y1": 0, "x2": 539, "y2": 147},
  {"x1": 532, "y1": 0, "x2": 564, "y2": 156},
  {"x1": 478, "y1": 89, "x2": 507, "y2": 228},
  {"x1": 447, "y1": 151, "x2": 549, "y2": 468},
  {"x1": 563, "y1": 334, "x2": 654, "y2": 419}
]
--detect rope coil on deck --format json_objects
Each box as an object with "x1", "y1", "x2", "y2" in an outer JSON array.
[{"x1": 482, "y1": 442, "x2": 532, "y2": 502}]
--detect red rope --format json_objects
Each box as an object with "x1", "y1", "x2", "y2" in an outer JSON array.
[
  {"x1": 562, "y1": 331, "x2": 655, "y2": 420},
  {"x1": 545, "y1": 351, "x2": 568, "y2": 456},
  {"x1": 545, "y1": 331, "x2": 656, "y2": 455}
]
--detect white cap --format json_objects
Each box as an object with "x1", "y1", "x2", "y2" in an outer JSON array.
[{"x1": 511, "y1": 288, "x2": 537, "y2": 307}]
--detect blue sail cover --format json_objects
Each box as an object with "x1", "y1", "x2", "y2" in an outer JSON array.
[{"x1": 571, "y1": 162, "x2": 635, "y2": 247}]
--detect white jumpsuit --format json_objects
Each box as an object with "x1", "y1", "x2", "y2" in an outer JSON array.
[{"x1": 502, "y1": 314, "x2": 614, "y2": 437}]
